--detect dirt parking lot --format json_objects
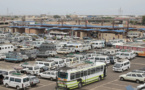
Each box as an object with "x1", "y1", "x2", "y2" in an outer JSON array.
[{"x1": 0, "y1": 57, "x2": 145, "y2": 90}]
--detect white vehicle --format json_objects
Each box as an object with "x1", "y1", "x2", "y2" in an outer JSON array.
[
  {"x1": 14, "y1": 36, "x2": 32, "y2": 41},
  {"x1": 109, "y1": 39, "x2": 125, "y2": 46},
  {"x1": 127, "y1": 31, "x2": 140, "y2": 38},
  {"x1": 113, "y1": 59, "x2": 130, "y2": 72},
  {"x1": 66, "y1": 43, "x2": 86, "y2": 52},
  {"x1": 45, "y1": 50, "x2": 57, "y2": 56},
  {"x1": 91, "y1": 40, "x2": 105, "y2": 48},
  {"x1": 56, "y1": 62, "x2": 107, "y2": 90},
  {"x1": 65, "y1": 56, "x2": 80, "y2": 64},
  {"x1": 3, "y1": 73, "x2": 30, "y2": 90},
  {"x1": 39, "y1": 71, "x2": 58, "y2": 81},
  {"x1": 20, "y1": 65, "x2": 40, "y2": 75},
  {"x1": 88, "y1": 56, "x2": 110, "y2": 64},
  {"x1": 0, "y1": 54, "x2": 6, "y2": 60},
  {"x1": 57, "y1": 48, "x2": 75, "y2": 54},
  {"x1": 102, "y1": 49, "x2": 116, "y2": 55},
  {"x1": 0, "y1": 44, "x2": 14, "y2": 54},
  {"x1": 119, "y1": 72, "x2": 145, "y2": 83},
  {"x1": 137, "y1": 83, "x2": 145, "y2": 90},
  {"x1": 0, "y1": 34, "x2": 8, "y2": 39},
  {"x1": 33, "y1": 39, "x2": 44, "y2": 48},
  {"x1": 116, "y1": 51, "x2": 136, "y2": 59},
  {"x1": 46, "y1": 58, "x2": 65, "y2": 67},
  {"x1": 35, "y1": 60, "x2": 56, "y2": 69}
]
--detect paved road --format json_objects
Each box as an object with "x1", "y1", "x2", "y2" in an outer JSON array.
[{"x1": 0, "y1": 57, "x2": 145, "y2": 90}]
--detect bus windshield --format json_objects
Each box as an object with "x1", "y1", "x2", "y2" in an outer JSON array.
[{"x1": 58, "y1": 72, "x2": 68, "y2": 79}]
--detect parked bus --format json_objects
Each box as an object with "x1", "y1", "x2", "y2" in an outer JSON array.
[
  {"x1": 56, "y1": 61, "x2": 107, "y2": 90},
  {"x1": 0, "y1": 44, "x2": 14, "y2": 54},
  {"x1": 116, "y1": 42, "x2": 145, "y2": 57}
]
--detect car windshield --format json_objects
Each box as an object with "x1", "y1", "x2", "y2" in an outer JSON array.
[
  {"x1": 109, "y1": 56, "x2": 113, "y2": 59},
  {"x1": 59, "y1": 61, "x2": 64, "y2": 64},
  {"x1": 142, "y1": 74, "x2": 145, "y2": 77},
  {"x1": 58, "y1": 72, "x2": 68, "y2": 79},
  {"x1": 23, "y1": 78, "x2": 29, "y2": 82},
  {"x1": 114, "y1": 64, "x2": 122, "y2": 67},
  {"x1": 51, "y1": 62, "x2": 55, "y2": 66},
  {"x1": 34, "y1": 67, "x2": 39, "y2": 70},
  {"x1": 31, "y1": 77, "x2": 38, "y2": 80}
]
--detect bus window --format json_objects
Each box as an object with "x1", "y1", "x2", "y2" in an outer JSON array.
[
  {"x1": 91, "y1": 68, "x2": 95, "y2": 74},
  {"x1": 81, "y1": 71, "x2": 84, "y2": 77},
  {"x1": 101, "y1": 66, "x2": 103, "y2": 71},
  {"x1": 84, "y1": 71, "x2": 87, "y2": 76},
  {"x1": 0, "y1": 47, "x2": 1, "y2": 50},
  {"x1": 76, "y1": 72, "x2": 80, "y2": 78},
  {"x1": 71, "y1": 73, "x2": 75, "y2": 80},
  {"x1": 96, "y1": 67, "x2": 100, "y2": 72},
  {"x1": 88, "y1": 69, "x2": 91, "y2": 75}
]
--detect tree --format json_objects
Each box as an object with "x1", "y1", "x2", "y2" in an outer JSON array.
[
  {"x1": 142, "y1": 16, "x2": 145, "y2": 25},
  {"x1": 53, "y1": 15, "x2": 61, "y2": 19},
  {"x1": 66, "y1": 15, "x2": 71, "y2": 18}
]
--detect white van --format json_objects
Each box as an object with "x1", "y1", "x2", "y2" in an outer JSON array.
[
  {"x1": 39, "y1": 71, "x2": 58, "y2": 81},
  {"x1": 3, "y1": 74, "x2": 30, "y2": 90},
  {"x1": 113, "y1": 59, "x2": 130, "y2": 72},
  {"x1": 91, "y1": 40, "x2": 105, "y2": 49},
  {"x1": 116, "y1": 51, "x2": 136, "y2": 59},
  {"x1": 89, "y1": 56, "x2": 110, "y2": 64},
  {"x1": 127, "y1": 31, "x2": 140, "y2": 38},
  {"x1": 33, "y1": 39, "x2": 44, "y2": 48},
  {"x1": 35, "y1": 60, "x2": 56, "y2": 69},
  {"x1": 0, "y1": 44, "x2": 14, "y2": 54},
  {"x1": 21, "y1": 65, "x2": 40, "y2": 75},
  {"x1": 46, "y1": 58, "x2": 65, "y2": 67}
]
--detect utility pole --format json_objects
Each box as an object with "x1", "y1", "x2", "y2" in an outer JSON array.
[
  {"x1": 127, "y1": 20, "x2": 129, "y2": 31},
  {"x1": 112, "y1": 20, "x2": 115, "y2": 30},
  {"x1": 61, "y1": 19, "x2": 63, "y2": 27},
  {"x1": 85, "y1": 20, "x2": 87, "y2": 28},
  {"x1": 101, "y1": 20, "x2": 104, "y2": 26}
]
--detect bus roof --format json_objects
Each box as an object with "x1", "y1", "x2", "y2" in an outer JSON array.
[{"x1": 59, "y1": 62, "x2": 105, "y2": 73}]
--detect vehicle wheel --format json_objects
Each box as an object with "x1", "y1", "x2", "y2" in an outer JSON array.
[
  {"x1": 16, "y1": 86, "x2": 20, "y2": 90},
  {"x1": 120, "y1": 77, "x2": 124, "y2": 81},
  {"x1": 136, "y1": 80, "x2": 140, "y2": 84},
  {"x1": 98, "y1": 76, "x2": 101, "y2": 81},
  {"x1": 5, "y1": 84, "x2": 9, "y2": 88},
  {"x1": 50, "y1": 77, "x2": 53, "y2": 81},
  {"x1": 78, "y1": 82, "x2": 82, "y2": 89}
]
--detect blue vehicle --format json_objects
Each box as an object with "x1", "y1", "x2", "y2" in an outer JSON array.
[{"x1": 5, "y1": 52, "x2": 23, "y2": 62}]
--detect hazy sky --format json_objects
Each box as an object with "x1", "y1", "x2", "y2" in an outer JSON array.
[{"x1": 0, "y1": 0, "x2": 144, "y2": 15}]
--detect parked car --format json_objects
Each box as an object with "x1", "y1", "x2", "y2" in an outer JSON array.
[
  {"x1": 109, "y1": 55, "x2": 118, "y2": 64},
  {"x1": 39, "y1": 71, "x2": 58, "y2": 81},
  {"x1": 0, "y1": 69, "x2": 18, "y2": 84},
  {"x1": 137, "y1": 83, "x2": 145, "y2": 90},
  {"x1": 113, "y1": 59, "x2": 130, "y2": 72},
  {"x1": 28, "y1": 76, "x2": 40, "y2": 87},
  {"x1": 20, "y1": 64, "x2": 40, "y2": 75},
  {"x1": 119, "y1": 72, "x2": 145, "y2": 83},
  {"x1": 116, "y1": 51, "x2": 136, "y2": 60},
  {"x1": 0, "y1": 54, "x2": 6, "y2": 60},
  {"x1": 3, "y1": 73, "x2": 30, "y2": 90}
]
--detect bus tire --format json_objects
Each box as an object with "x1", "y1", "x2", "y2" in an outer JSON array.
[
  {"x1": 98, "y1": 76, "x2": 101, "y2": 81},
  {"x1": 78, "y1": 82, "x2": 82, "y2": 89}
]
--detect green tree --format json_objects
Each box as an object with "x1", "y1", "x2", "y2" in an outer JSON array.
[
  {"x1": 53, "y1": 15, "x2": 61, "y2": 19},
  {"x1": 142, "y1": 16, "x2": 145, "y2": 25},
  {"x1": 66, "y1": 15, "x2": 71, "y2": 18}
]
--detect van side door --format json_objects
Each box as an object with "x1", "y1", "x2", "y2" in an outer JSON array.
[{"x1": 9, "y1": 77, "x2": 15, "y2": 87}]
